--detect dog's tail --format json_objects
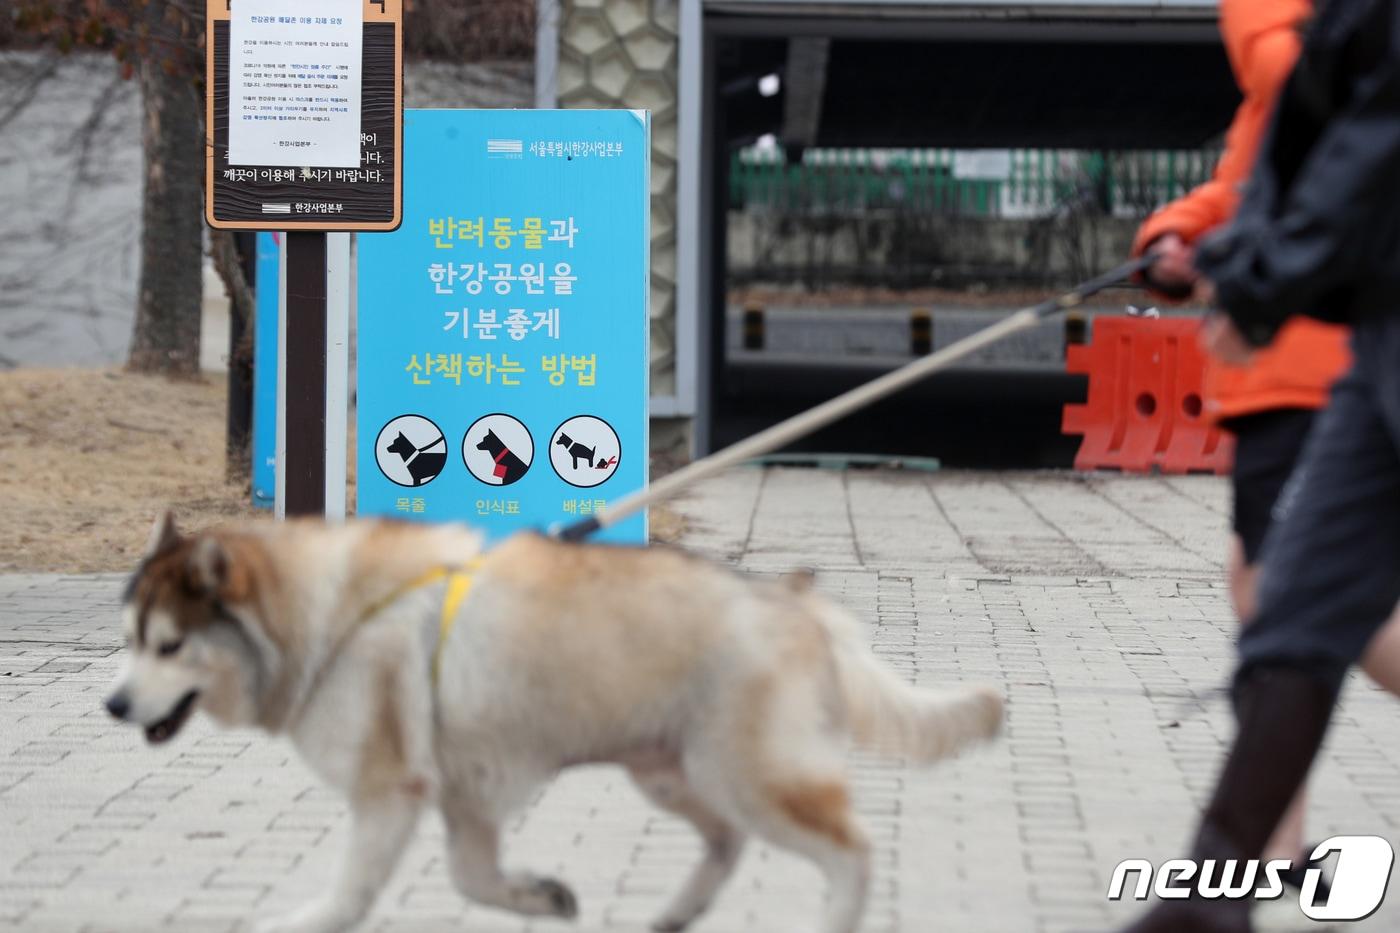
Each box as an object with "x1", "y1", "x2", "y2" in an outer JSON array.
[{"x1": 818, "y1": 603, "x2": 1003, "y2": 764}]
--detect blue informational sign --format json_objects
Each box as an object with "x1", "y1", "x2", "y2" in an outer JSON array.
[
  {"x1": 251, "y1": 231, "x2": 280, "y2": 508},
  {"x1": 356, "y1": 110, "x2": 649, "y2": 542}
]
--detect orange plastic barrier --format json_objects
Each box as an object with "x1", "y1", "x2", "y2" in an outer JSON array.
[{"x1": 1062, "y1": 316, "x2": 1235, "y2": 475}]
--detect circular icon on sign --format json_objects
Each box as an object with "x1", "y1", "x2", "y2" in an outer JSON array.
[
  {"x1": 549, "y1": 415, "x2": 621, "y2": 488},
  {"x1": 376, "y1": 415, "x2": 448, "y2": 488},
  {"x1": 462, "y1": 413, "x2": 534, "y2": 487}
]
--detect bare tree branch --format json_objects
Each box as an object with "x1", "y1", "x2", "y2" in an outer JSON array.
[
  {"x1": 66, "y1": 69, "x2": 128, "y2": 184},
  {"x1": 208, "y1": 228, "x2": 253, "y2": 334},
  {"x1": 0, "y1": 50, "x2": 61, "y2": 132}
]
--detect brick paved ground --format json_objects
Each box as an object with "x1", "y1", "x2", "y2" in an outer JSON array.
[{"x1": 3, "y1": 469, "x2": 1398, "y2": 932}]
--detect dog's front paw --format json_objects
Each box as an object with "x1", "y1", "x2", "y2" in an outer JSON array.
[
  {"x1": 253, "y1": 899, "x2": 359, "y2": 933},
  {"x1": 511, "y1": 874, "x2": 578, "y2": 919}
]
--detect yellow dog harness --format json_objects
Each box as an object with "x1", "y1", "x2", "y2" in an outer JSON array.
[{"x1": 356, "y1": 557, "x2": 484, "y2": 687}]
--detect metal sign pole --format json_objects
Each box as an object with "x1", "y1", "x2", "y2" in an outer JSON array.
[
  {"x1": 270, "y1": 232, "x2": 349, "y2": 520},
  {"x1": 324, "y1": 233, "x2": 351, "y2": 520},
  {"x1": 274, "y1": 232, "x2": 288, "y2": 519}
]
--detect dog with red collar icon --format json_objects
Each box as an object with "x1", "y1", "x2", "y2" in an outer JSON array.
[{"x1": 475, "y1": 428, "x2": 530, "y2": 485}]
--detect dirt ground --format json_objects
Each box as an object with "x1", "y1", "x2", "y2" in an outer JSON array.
[
  {"x1": 0, "y1": 369, "x2": 252, "y2": 572},
  {"x1": 0, "y1": 368, "x2": 684, "y2": 573}
]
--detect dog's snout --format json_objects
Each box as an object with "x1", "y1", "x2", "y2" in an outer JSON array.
[{"x1": 105, "y1": 692, "x2": 131, "y2": 721}]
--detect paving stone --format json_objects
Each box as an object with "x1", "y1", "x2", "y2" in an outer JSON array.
[{"x1": 1, "y1": 470, "x2": 1396, "y2": 931}]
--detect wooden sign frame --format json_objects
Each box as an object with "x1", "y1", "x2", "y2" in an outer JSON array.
[{"x1": 205, "y1": 0, "x2": 403, "y2": 231}]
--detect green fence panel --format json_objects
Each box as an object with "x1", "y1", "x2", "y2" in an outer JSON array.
[{"x1": 729, "y1": 146, "x2": 1222, "y2": 216}]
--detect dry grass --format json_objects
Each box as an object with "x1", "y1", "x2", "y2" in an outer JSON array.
[{"x1": 0, "y1": 368, "x2": 252, "y2": 573}]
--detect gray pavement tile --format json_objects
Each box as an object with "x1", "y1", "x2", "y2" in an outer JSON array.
[{"x1": 1, "y1": 470, "x2": 1396, "y2": 932}]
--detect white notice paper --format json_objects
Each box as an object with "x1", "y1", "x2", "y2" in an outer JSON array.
[{"x1": 229, "y1": 0, "x2": 363, "y2": 168}]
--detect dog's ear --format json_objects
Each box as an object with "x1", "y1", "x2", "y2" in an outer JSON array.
[
  {"x1": 186, "y1": 537, "x2": 230, "y2": 597},
  {"x1": 145, "y1": 511, "x2": 180, "y2": 558}
]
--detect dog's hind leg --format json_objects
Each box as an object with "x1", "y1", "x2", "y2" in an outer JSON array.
[
  {"x1": 629, "y1": 764, "x2": 746, "y2": 932},
  {"x1": 441, "y1": 803, "x2": 579, "y2": 920},
  {"x1": 743, "y1": 778, "x2": 869, "y2": 933},
  {"x1": 685, "y1": 765, "x2": 868, "y2": 933},
  {"x1": 686, "y1": 679, "x2": 870, "y2": 933},
  {"x1": 254, "y1": 794, "x2": 420, "y2": 933}
]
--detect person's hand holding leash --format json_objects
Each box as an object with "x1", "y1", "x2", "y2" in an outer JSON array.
[
  {"x1": 1146, "y1": 233, "x2": 1196, "y2": 287},
  {"x1": 1139, "y1": 233, "x2": 1198, "y2": 300},
  {"x1": 1142, "y1": 238, "x2": 1251, "y2": 364}
]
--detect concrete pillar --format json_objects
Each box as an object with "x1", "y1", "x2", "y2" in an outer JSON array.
[{"x1": 554, "y1": 0, "x2": 689, "y2": 454}]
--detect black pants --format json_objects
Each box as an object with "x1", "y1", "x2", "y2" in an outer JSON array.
[
  {"x1": 1240, "y1": 313, "x2": 1400, "y2": 690},
  {"x1": 1227, "y1": 408, "x2": 1319, "y2": 565}
]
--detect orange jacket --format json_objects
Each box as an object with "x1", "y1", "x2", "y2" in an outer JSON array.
[{"x1": 1132, "y1": 0, "x2": 1350, "y2": 423}]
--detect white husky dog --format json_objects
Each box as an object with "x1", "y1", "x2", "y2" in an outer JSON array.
[{"x1": 107, "y1": 513, "x2": 1003, "y2": 933}]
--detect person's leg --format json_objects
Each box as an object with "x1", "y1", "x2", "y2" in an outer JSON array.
[
  {"x1": 1226, "y1": 541, "x2": 1309, "y2": 866},
  {"x1": 1224, "y1": 409, "x2": 1324, "y2": 867},
  {"x1": 1121, "y1": 335, "x2": 1400, "y2": 932},
  {"x1": 1227, "y1": 548, "x2": 1314, "y2": 871},
  {"x1": 1227, "y1": 535, "x2": 1259, "y2": 624},
  {"x1": 1360, "y1": 608, "x2": 1400, "y2": 695}
]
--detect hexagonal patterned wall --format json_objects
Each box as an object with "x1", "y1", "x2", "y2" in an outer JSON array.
[{"x1": 558, "y1": 0, "x2": 680, "y2": 403}]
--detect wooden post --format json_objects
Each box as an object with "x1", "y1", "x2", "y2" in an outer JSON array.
[{"x1": 282, "y1": 231, "x2": 328, "y2": 516}]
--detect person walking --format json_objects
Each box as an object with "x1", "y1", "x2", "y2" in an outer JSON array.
[
  {"x1": 1122, "y1": 0, "x2": 1400, "y2": 929},
  {"x1": 1132, "y1": 0, "x2": 1400, "y2": 899}
]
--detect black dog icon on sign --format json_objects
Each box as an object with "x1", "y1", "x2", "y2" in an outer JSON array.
[
  {"x1": 549, "y1": 416, "x2": 620, "y2": 488},
  {"x1": 554, "y1": 432, "x2": 596, "y2": 471},
  {"x1": 475, "y1": 429, "x2": 530, "y2": 485},
  {"x1": 385, "y1": 432, "x2": 448, "y2": 487}
]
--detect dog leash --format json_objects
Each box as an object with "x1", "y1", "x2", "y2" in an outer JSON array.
[
  {"x1": 553, "y1": 255, "x2": 1157, "y2": 542},
  {"x1": 351, "y1": 557, "x2": 485, "y2": 686}
]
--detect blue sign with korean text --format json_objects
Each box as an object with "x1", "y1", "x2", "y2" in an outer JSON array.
[
  {"x1": 251, "y1": 231, "x2": 280, "y2": 509},
  {"x1": 356, "y1": 110, "x2": 649, "y2": 542}
]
